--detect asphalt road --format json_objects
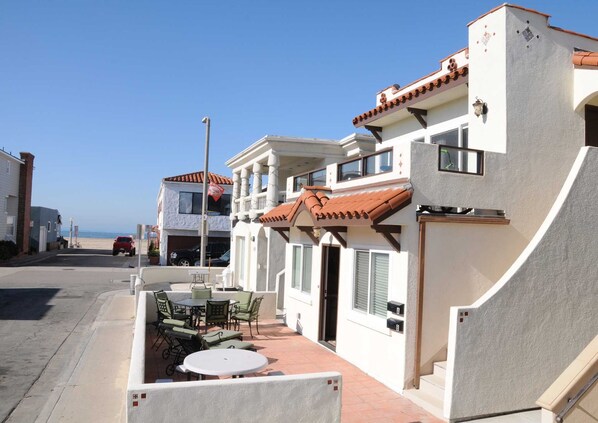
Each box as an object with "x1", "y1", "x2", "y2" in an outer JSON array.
[{"x1": 0, "y1": 248, "x2": 141, "y2": 422}]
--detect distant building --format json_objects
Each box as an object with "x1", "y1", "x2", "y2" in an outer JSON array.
[
  {"x1": 0, "y1": 150, "x2": 34, "y2": 254},
  {"x1": 156, "y1": 171, "x2": 233, "y2": 266},
  {"x1": 30, "y1": 207, "x2": 62, "y2": 252}
]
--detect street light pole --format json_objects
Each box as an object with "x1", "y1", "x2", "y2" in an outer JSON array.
[{"x1": 200, "y1": 116, "x2": 211, "y2": 267}]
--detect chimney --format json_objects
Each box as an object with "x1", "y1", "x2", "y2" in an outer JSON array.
[{"x1": 17, "y1": 152, "x2": 34, "y2": 254}]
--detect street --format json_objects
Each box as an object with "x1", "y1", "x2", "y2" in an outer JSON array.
[{"x1": 0, "y1": 248, "x2": 140, "y2": 422}]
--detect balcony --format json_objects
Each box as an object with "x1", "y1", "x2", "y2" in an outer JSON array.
[{"x1": 232, "y1": 190, "x2": 287, "y2": 220}]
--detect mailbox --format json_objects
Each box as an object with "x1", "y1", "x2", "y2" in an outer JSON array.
[
  {"x1": 386, "y1": 318, "x2": 404, "y2": 333},
  {"x1": 387, "y1": 301, "x2": 404, "y2": 316}
]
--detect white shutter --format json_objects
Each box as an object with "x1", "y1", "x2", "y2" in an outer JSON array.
[
  {"x1": 370, "y1": 253, "x2": 389, "y2": 317},
  {"x1": 302, "y1": 246, "x2": 312, "y2": 293},
  {"x1": 292, "y1": 246, "x2": 301, "y2": 289},
  {"x1": 353, "y1": 251, "x2": 369, "y2": 312}
]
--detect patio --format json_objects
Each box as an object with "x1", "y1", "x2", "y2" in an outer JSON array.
[{"x1": 145, "y1": 318, "x2": 442, "y2": 423}]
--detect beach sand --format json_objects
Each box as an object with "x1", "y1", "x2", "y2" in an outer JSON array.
[{"x1": 71, "y1": 237, "x2": 149, "y2": 254}]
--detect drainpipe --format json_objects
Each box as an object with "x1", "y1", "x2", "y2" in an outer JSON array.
[{"x1": 414, "y1": 219, "x2": 427, "y2": 388}]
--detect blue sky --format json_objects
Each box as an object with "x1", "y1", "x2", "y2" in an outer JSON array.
[{"x1": 1, "y1": 1, "x2": 596, "y2": 233}]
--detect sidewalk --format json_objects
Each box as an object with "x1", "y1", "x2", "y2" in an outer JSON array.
[{"x1": 40, "y1": 291, "x2": 135, "y2": 423}]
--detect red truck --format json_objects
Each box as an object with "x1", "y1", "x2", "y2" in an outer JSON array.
[{"x1": 112, "y1": 236, "x2": 136, "y2": 256}]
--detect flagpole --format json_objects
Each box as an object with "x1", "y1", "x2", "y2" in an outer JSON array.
[{"x1": 200, "y1": 117, "x2": 210, "y2": 267}]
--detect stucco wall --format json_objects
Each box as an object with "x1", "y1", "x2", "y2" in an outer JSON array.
[{"x1": 445, "y1": 147, "x2": 598, "y2": 420}]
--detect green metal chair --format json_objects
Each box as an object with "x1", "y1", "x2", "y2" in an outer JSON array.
[
  {"x1": 203, "y1": 300, "x2": 230, "y2": 332},
  {"x1": 164, "y1": 326, "x2": 254, "y2": 377},
  {"x1": 231, "y1": 296, "x2": 263, "y2": 338},
  {"x1": 191, "y1": 287, "x2": 212, "y2": 299},
  {"x1": 232, "y1": 290, "x2": 253, "y2": 314}
]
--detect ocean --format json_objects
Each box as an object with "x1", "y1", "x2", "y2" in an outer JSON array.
[{"x1": 60, "y1": 230, "x2": 134, "y2": 239}]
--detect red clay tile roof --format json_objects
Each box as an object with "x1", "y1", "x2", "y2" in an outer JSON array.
[
  {"x1": 352, "y1": 66, "x2": 468, "y2": 127},
  {"x1": 261, "y1": 186, "x2": 412, "y2": 226},
  {"x1": 164, "y1": 171, "x2": 233, "y2": 185},
  {"x1": 573, "y1": 51, "x2": 598, "y2": 67}
]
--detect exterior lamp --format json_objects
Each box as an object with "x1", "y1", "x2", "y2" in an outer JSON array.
[{"x1": 472, "y1": 98, "x2": 488, "y2": 117}]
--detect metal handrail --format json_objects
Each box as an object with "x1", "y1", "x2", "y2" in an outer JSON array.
[{"x1": 556, "y1": 371, "x2": 598, "y2": 422}]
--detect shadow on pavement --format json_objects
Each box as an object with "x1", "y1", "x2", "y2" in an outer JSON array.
[{"x1": 0, "y1": 288, "x2": 60, "y2": 320}]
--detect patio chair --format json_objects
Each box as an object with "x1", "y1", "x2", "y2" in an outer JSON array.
[
  {"x1": 191, "y1": 287, "x2": 212, "y2": 299},
  {"x1": 232, "y1": 290, "x2": 253, "y2": 314},
  {"x1": 189, "y1": 287, "x2": 212, "y2": 326},
  {"x1": 163, "y1": 327, "x2": 253, "y2": 376},
  {"x1": 152, "y1": 291, "x2": 192, "y2": 351},
  {"x1": 203, "y1": 300, "x2": 230, "y2": 332},
  {"x1": 154, "y1": 290, "x2": 191, "y2": 324},
  {"x1": 231, "y1": 296, "x2": 263, "y2": 338}
]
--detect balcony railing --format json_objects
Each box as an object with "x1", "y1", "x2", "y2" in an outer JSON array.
[
  {"x1": 233, "y1": 190, "x2": 287, "y2": 218},
  {"x1": 437, "y1": 145, "x2": 484, "y2": 175}
]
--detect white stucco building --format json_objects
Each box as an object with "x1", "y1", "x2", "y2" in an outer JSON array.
[
  {"x1": 225, "y1": 134, "x2": 375, "y2": 305},
  {"x1": 156, "y1": 171, "x2": 233, "y2": 266},
  {"x1": 260, "y1": 5, "x2": 598, "y2": 421}
]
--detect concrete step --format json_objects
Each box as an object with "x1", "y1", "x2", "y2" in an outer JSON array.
[
  {"x1": 420, "y1": 373, "x2": 446, "y2": 401},
  {"x1": 403, "y1": 388, "x2": 447, "y2": 422},
  {"x1": 434, "y1": 360, "x2": 447, "y2": 379}
]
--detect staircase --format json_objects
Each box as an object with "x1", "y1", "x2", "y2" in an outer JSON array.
[{"x1": 403, "y1": 361, "x2": 447, "y2": 421}]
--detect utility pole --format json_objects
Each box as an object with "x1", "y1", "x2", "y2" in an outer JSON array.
[{"x1": 200, "y1": 116, "x2": 211, "y2": 267}]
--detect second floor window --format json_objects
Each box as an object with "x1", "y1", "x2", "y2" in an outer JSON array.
[
  {"x1": 179, "y1": 192, "x2": 231, "y2": 215},
  {"x1": 338, "y1": 149, "x2": 393, "y2": 182},
  {"x1": 293, "y1": 168, "x2": 326, "y2": 192}
]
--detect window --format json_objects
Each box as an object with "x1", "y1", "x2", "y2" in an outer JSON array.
[
  {"x1": 291, "y1": 244, "x2": 312, "y2": 293},
  {"x1": 47, "y1": 221, "x2": 51, "y2": 232},
  {"x1": 364, "y1": 150, "x2": 392, "y2": 175},
  {"x1": 293, "y1": 168, "x2": 326, "y2": 192},
  {"x1": 179, "y1": 192, "x2": 201, "y2": 214},
  {"x1": 179, "y1": 192, "x2": 231, "y2": 215},
  {"x1": 235, "y1": 237, "x2": 246, "y2": 283},
  {"x1": 338, "y1": 149, "x2": 393, "y2": 182},
  {"x1": 431, "y1": 126, "x2": 469, "y2": 171},
  {"x1": 6, "y1": 216, "x2": 14, "y2": 237},
  {"x1": 353, "y1": 250, "x2": 389, "y2": 318}
]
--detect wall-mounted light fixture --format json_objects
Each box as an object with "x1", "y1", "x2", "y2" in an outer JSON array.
[{"x1": 472, "y1": 98, "x2": 488, "y2": 117}]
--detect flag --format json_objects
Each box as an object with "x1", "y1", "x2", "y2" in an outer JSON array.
[{"x1": 207, "y1": 181, "x2": 225, "y2": 201}]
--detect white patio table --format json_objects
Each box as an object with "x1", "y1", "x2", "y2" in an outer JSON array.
[{"x1": 183, "y1": 349, "x2": 268, "y2": 379}]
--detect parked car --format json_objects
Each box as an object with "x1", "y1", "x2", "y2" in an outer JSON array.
[
  {"x1": 196, "y1": 249, "x2": 230, "y2": 267},
  {"x1": 169, "y1": 243, "x2": 228, "y2": 266},
  {"x1": 112, "y1": 236, "x2": 135, "y2": 256}
]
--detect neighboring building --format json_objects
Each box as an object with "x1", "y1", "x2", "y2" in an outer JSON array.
[
  {"x1": 0, "y1": 150, "x2": 34, "y2": 254},
  {"x1": 260, "y1": 5, "x2": 598, "y2": 421},
  {"x1": 30, "y1": 207, "x2": 62, "y2": 252},
  {"x1": 225, "y1": 134, "x2": 375, "y2": 304},
  {"x1": 156, "y1": 171, "x2": 233, "y2": 266}
]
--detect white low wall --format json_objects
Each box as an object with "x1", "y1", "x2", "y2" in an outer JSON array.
[
  {"x1": 128, "y1": 292, "x2": 342, "y2": 423},
  {"x1": 445, "y1": 148, "x2": 598, "y2": 420}
]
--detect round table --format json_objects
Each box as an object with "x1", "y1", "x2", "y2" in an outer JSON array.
[{"x1": 183, "y1": 349, "x2": 268, "y2": 378}]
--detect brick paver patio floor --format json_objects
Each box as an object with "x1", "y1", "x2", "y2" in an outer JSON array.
[{"x1": 146, "y1": 319, "x2": 442, "y2": 423}]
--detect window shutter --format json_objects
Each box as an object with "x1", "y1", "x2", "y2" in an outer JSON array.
[
  {"x1": 302, "y1": 246, "x2": 312, "y2": 293},
  {"x1": 353, "y1": 251, "x2": 369, "y2": 312},
  {"x1": 292, "y1": 246, "x2": 301, "y2": 289},
  {"x1": 370, "y1": 253, "x2": 389, "y2": 317}
]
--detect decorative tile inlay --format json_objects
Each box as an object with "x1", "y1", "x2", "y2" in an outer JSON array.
[
  {"x1": 517, "y1": 20, "x2": 540, "y2": 48},
  {"x1": 521, "y1": 27, "x2": 534, "y2": 42},
  {"x1": 477, "y1": 25, "x2": 496, "y2": 53},
  {"x1": 459, "y1": 310, "x2": 470, "y2": 323}
]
